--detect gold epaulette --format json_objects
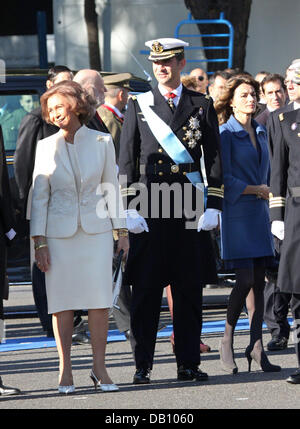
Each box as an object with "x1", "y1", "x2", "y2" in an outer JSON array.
[
  {"x1": 205, "y1": 94, "x2": 210, "y2": 100},
  {"x1": 279, "y1": 113, "x2": 284, "y2": 121},
  {"x1": 131, "y1": 95, "x2": 137, "y2": 101},
  {"x1": 269, "y1": 194, "x2": 286, "y2": 209},
  {"x1": 207, "y1": 185, "x2": 224, "y2": 199},
  {"x1": 121, "y1": 187, "x2": 136, "y2": 197}
]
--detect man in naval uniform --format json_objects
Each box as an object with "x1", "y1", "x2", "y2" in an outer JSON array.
[
  {"x1": 264, "y1": 60, "x2": 300, "y2": 353},
  {"x1": 270, "y1": 67, "x2": 300, "y2": 384},
  {"x1": 118, "y1": 38, "x2": 223, "y2": 384}
]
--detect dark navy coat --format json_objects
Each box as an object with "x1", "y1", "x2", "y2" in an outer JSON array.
[{"x1": 220, "y1": 115, "x2": 274, "y2": 260}]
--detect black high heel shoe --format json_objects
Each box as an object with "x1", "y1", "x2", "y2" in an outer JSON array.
[{"x1": 245, "y1": 345, "x2": 281, "y2": 372}]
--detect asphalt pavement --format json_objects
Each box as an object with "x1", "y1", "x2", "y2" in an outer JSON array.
[{"x1": 1, "y1": 284, "x2": 300, "y2": 418}]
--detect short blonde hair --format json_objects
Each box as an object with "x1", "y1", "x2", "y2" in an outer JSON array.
[{"x1": 40, "y1": 80, "x2": 97, "y2": 125}]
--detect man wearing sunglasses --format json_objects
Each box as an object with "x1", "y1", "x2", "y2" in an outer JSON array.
[{"x1": 189, "y1": 68, "x2": 208, "y2": 94}]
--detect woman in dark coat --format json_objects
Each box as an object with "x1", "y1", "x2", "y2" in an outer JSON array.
[
  {"x1": 214, "y1": 74, "x2": 280, "y2": 374},
  {"x1": 0, "y1": 125, "x2": 20, "y2": 395}
]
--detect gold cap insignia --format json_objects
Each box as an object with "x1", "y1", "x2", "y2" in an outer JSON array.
[{"x1": 152, "y1": 41, "x2": 164, "y2": 54}]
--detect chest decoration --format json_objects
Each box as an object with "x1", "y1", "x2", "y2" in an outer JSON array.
[
  {"x1": 182, "y1": 115, "x2": 202, "y2": 149},
  {"x1": 291, "y1": 122, "x2": 297, "y2": 131}
]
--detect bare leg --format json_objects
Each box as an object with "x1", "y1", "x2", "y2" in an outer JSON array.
[
  {"x1": 52, "y1": 310, "x2": 74, "y2": 386},
  {"x1": 88, "y1": 308, "x2": 113, "y2": 384}
]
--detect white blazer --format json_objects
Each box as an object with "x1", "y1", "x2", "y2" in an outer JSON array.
[{"x1": 30, "y1": 125, "x2": 126, "y2": 238}]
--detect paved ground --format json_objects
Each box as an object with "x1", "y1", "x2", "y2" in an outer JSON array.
[{"x1": 1, "y1": 285, "x2": 300, "y2": 417}]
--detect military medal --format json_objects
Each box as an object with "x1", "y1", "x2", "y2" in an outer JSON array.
[
  {"x1": 188, "y1": 116, "x2": 200, "y2": 130},
  {"x1": 182, "y1": 115, "x2": 202, "y2": 148}
]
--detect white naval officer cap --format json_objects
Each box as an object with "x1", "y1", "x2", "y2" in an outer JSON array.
[
  {"x1": 145, "y1": 38, "x2": 189, "y2": 61},
  {"x1": 292, "y1": 67, "x2": 300, "y2": 84},
  {"x1": 288, "y1": 58, "x2": 300, "y2": 70}
]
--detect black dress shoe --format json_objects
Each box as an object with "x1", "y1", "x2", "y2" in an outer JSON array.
[
  {"x1": 0, "y1": 377, "x2": 21, "y2": 396},
  {"x1": 267, "y1": 336, "x2": 288, "y2": 351},
  {"x1": 286, "y1": 369, "x2": 300, "y2": 384},
  {"x1": 177, "y1": 365, "x2": 208, "y2": 382},
  {"x1": 72, "y1": 331, "x2": 91, "y2": 345},
  {"x1": 133, "y1": 368, "x2": 151, "y2": 384}
]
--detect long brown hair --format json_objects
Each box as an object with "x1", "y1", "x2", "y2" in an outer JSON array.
[
  {"x1": 40, "y1": 80, "x2": 97, "y2": 125},
  {"x1": 214, "y1": 74, "x2": 260, "y2": 125}
]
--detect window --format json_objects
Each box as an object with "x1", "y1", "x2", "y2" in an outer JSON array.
[{"x1": 0, "y1": 92, "x2": 40, "y2": 151}]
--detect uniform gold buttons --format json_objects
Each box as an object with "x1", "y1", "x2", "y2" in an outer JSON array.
[
  {"x1": 158, "y1": 171, "x2": 164, "y2": 176},
  {"x1": 158, "y1": 148, "x2": 163, "y2": 153},
  {"x1": 158, "y1": 160, "x2": 163, "y2": 164}
]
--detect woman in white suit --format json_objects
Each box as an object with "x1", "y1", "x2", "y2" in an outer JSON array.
[{"x1": 30, "y1": 81, "x2": 129, "y2": 394}]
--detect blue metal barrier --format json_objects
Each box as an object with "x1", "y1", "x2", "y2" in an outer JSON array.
[{"x1": 140, "y1": 12, "x2": 234, "y2": 74}]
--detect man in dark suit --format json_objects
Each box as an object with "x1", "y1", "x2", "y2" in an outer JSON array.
[
  {"x1": 14, "y1": 66, "x2": 91, "y2": 342},
  {"x1": 119, "y1": 38, "x2": 223, "y2": 384},
  {"x1": 255, "y1": 73, "x2": 286, "y2": 127},
  {"x1": 264, "y1": 62, "x2": 300, "y2": 352},
  {"x1": 0, "y1": 125, "x2": 20, "y2": 395}
]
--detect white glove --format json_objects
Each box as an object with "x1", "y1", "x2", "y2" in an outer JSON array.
[
  {"x1": 125, "y1": 209, "x2": 149, "y2": 234},
  {"x1": 197, "y1": 208, "x2": 221, "y2": 232},
  {"x1": 271, "y1": 220, "x2": 284, "y2": 241},
  {"x1": 5, "y1": 228, "x2": 16, "y2": 240}
]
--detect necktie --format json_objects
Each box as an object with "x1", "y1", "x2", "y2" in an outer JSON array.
[{"x1": 166, "y1": 92, "x2": 176, "y2": 112}]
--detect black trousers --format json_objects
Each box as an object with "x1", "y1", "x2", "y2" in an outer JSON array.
[
  {"x1": 32, "y1": 263, "x2": 52, "y2": 332},
  {"x1": 264, "y1": 279, "x2": 291, "y2": 339},
  {"x1": 282, "y1": 293, "x2": 300, "y2": 367},
  {"x1": 131, "y1": 279, "x2": 202, "y2": 370}
]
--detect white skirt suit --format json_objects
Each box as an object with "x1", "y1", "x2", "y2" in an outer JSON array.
[{"x1": 30, "y1": 125, "x2": 126, "y2": 314}]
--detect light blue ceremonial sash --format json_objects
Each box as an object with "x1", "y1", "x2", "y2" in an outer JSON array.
[{"x1": 137, "y1": 91, "x2": 204, "y2": 191}]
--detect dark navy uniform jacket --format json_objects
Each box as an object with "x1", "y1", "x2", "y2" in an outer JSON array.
[
  {"x1": 270, "y1": 108, "x2": 300, "y2": 293},
  {"x1": 118, "y1": 85, "x2": 224, "y2": 286},
  {"x1": 119, "y1": 85, "x2": 223, "y2": 211},
  {"x1": 220, "y1": 115, "x2": 274, "y2": 261}
]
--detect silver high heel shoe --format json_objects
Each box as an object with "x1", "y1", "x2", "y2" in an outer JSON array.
[
  {"x1": 58, "y1": 384, "x2": 75, "y2": 394},
  {"x1": 90, "y1": 369, "x2": 119, "y2": 392}
]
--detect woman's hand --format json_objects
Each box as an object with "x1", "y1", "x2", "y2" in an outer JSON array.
[
  {"x1": 35, "y1": 246, "x2": 51, "y2": 272},
  {"x1": 243, "y1": 184, "x2": 270, "y2": 200},
  {"x1": 116, "y1": 236, "x2": 129, "y2": 260},
  {"x1": 256, "y1": 184, "x2": 269, "y2": 200}
]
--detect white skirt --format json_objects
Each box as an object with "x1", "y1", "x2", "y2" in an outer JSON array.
[{"x1": 45, "y1": 227, "x2": 113, "y2": 314}]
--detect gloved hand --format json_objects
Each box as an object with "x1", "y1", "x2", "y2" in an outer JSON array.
[
  {"x1": 271, "y1": 220, "x2": 284, "y2": 241},
  {"x1": 125, "y1": 209, "x2": 149, "y2": 234},
  {"x1": 197, "y1": 208, "x2": 221, "y2": 232}
]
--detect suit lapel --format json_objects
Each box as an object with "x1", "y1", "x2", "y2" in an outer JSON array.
[
  {"x1": 150, "y1": 87, "x2": 174, "y2": 125},
  {"x1": 55, "y1": 131, "x2": 74, "y2": 177}
]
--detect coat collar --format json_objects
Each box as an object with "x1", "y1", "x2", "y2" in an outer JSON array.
[
  {"x1": 151, "y1": 85, "x2": 200, "y2": 132},
  {"x1": 225, "y1": 114, "x2": 266, "y2": 138}
]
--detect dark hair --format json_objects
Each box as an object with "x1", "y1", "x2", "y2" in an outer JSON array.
[
  {"x1": 209, "y1": 70, "x2": 233, "y2": 85},
  {"x1": 214, "y1": 74, "x2": 260, "y2": 125},
  {"x1": 47, "y1": 65, "x2": 73, "y2": 83},
  {"x1": 261, "y1": 73, "x2": 286, "y2": 93},
  {"x1": 40, "y1": 80, "x2": 97, "y2": 125}
]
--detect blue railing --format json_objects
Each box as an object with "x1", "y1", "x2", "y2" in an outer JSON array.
[{"x1": 140, "y1": 12, "x2": 234, "y2": 74}]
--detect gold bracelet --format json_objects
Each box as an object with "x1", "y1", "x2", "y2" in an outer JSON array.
[{"x1": 35, "y1": 243, "x2": 48, "y2": 251}]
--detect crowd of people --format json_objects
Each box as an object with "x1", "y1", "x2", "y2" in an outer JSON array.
[{"x1": 1, "y1": 36, "x2": 300, "y2": 395}]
